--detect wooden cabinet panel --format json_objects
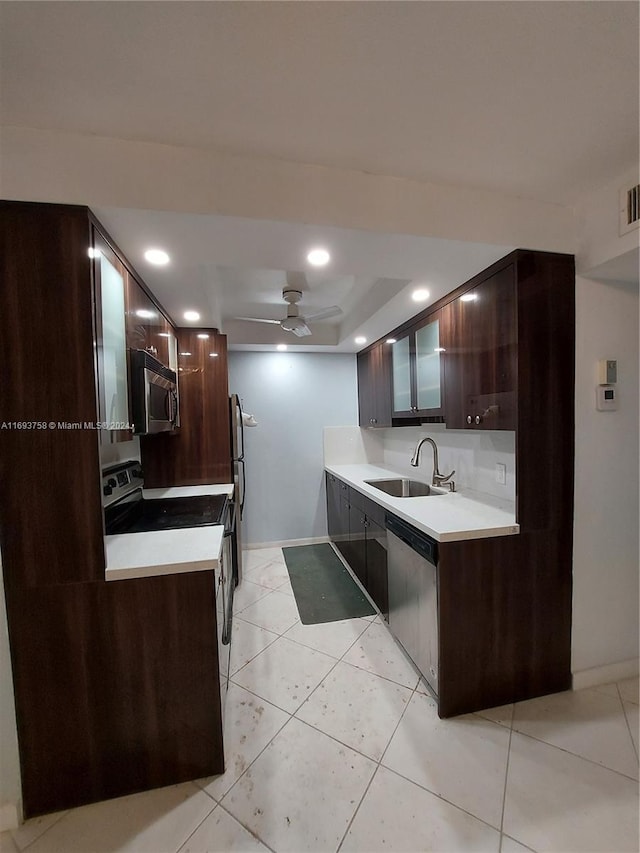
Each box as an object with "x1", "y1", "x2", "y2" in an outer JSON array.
[
  {"x1": 438, "y1": 530, "x2": 572, "y2": 717},
  {"x1": 326, "y1": 473, "x2": 342, "y2": 540},
  {"x1": 365, "y1": 516, "x2": 388, "y2": 618},
  {"x1": 8, "y1": 570, "x2": 223, "y2": 817},
  {"x1": 125, "y1": 273, "x2": 176, "y2": 368},
  {"x1": 349, "y1": 507, "x2": 368, "y2": 588},
  {"x1": 0, "y1": 202, "x2": 105, "y2": 588},
  {"x1": 357, "y1": 342, "x2": 392, "y2": 427},
  {"x1": 326, "y1": 479, "x2": 388, "y2": 616},
  {"x1": 140, "y1": 329, "x2": 232, "y2": 487},
  {"x1": 442, "y1": 265, "x2": 517, "y2": 430}
]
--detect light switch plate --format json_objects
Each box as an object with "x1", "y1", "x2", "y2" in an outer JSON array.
[{"x1": 495, "y1": 463, "x2": 507, "y2": 485}]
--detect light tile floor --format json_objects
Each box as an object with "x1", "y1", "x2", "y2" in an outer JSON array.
[{"x1": 2, "y1": 546, "x2": 638, "y2": 853}]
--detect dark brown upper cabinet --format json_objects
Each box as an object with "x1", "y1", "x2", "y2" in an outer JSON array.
[
  {"x1": 357, "y1": 342, "x2": 393, "y2": 427},
  {"x1": 125, "y1": 272, "x2": 177, "y2": 370},
  {"x1": 390, "y1": 310, "x2": 445, "y2": 420},
  {"x1": 139, "y1": 328, "x2": 232, "y2": 487},
  {"x1": 441, "y1": 265, "x2": 517, "y2": 430}
]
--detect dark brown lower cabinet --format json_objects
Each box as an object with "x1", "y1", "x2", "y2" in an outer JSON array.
[
  {"x1": 437, "y1": 530, "x2": 572, "y2": 717},
  {"x1": 327, "y1": 475, "x2": 572, "y2": 718},
  {"x1": 364, "y1": 516, "x2": 388, "y2": 619},
  {"x1": 326, "y1": 474, "x2": 388, "y2": 618},
  {"x1": 7, "y1": 571, "x2": 224, "y2": 818}
]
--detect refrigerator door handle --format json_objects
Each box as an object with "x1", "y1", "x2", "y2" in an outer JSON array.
[
  {"x1": 238, "y1": 398, "x2": 245, "y2": 462},
  {"x1": 238, "y1": 458, "x2": 246, "y2": 518}
]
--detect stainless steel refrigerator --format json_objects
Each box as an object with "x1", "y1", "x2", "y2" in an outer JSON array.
[{"x1": 229, "y1": 394, "x2": 245, "y2": 584}]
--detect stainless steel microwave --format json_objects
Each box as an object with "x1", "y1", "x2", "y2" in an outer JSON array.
[{"x1": 130, "y1": 349, "x2": 179, "y2": 435}]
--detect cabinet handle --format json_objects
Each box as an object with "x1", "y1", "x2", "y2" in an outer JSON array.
[
  {"x1": 466, "y1": 415, "x2": 473, "y2": 424},
  {"x1": 371, "y1": 418, "x2": 377, "y2": 424},
  {"x1": 475, "y1": 415, "x2": 482, "y2": 425}
]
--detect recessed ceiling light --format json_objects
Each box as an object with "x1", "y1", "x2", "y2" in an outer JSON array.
[
  {"x1": 183, "y1": 310, "x2": 200, "y2": 321},
  {"x1": 209, "y1": 352, "x2": 219, "y2": 358},
  {"x1": 144, "y1": 248, "x2": 170, "y2": 266},
  {"x1": 197, "y1": 333, "x2": 210, "y2": 339},
  {"x1": 411, "y1": 288, "x2": 430, "y2": 302},
  {"x1": 307, "y1": 247, "x2": 330, "y2": 267},
  {"x1": 179, "y1": 351, "x2": 192, "y2": 356},
  {"x1": 355, "y1": 336, "x2": 367, "y2": 345},
  {"x1": 135, "y1": 309, "x2": 155, "y2": 319},
  {"x1": 460, "y1": 293, "x2": 478, "y2": 302},
  {"x1": 386, "y1": 338, "x2": 397, "y2": 344},
  {"x1": 276, "y1": 344, "x2": 288, "y2": 352}
]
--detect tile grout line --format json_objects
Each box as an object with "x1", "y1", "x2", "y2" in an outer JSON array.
[
  {"x1": 11, "y1": 808, "x2": 69, "y2": 852},
  {"x1": 336, "y1": 675, "x2": 423, "y2": 851},
  {"x1": 335, "y1": 763, "x2": 381, "y2": 853},
  {"x1": 510, "y1": 725, "x2": 640, "y2": 782},
  {"x1": 170, "y1": 796, "x2": 218, "y2": 853},
  {"x1": 214, "y1": 801, "x2": 279, "y2": 853},
  {"x1": 497, "y1": 709, "x2": 515, "y2": 852},
  {"x1": 617, "y1": 681, "x2": 640, "y2": 764}
]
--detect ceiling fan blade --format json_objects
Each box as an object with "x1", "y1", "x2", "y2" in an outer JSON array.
[
  {"x1": 303, "y1": 305, "x2": 342, "y2": 322},
  {"x1": 291, "y1": 323, "x2": 312, "y2": 337},
  {"x1": 235, "y1": 316, "x2": 281, "y2": 325}
]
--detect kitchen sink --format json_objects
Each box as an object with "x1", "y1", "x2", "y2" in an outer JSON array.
[{"x1": 364, "y1": 478, "x2": 446, "y2": 498}]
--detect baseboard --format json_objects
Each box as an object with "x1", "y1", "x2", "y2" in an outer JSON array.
[
  {"x1": 0, "y1": 801, "x2": 21, "y2": 832},
  {"x1": 572, "y1": 657, "x2": 639, "y2": 691},
  {"x1": 245, "y1": 536, "x2": 331, "y2": 550}
]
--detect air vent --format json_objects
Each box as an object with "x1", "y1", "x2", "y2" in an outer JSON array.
[{"x1": 619, "y1": 183, "x2": 640, "y2": 236}]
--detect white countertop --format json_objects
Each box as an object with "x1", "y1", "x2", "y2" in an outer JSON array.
[
  {"x1": 105, "y1": 482, "x2": 235, "y2": 582},
  {"x1": 326, "y1": 464, "x2": 518, "y2": 542}
]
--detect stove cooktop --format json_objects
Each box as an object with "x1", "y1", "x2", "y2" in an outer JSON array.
[{"x1": 105, "y1": 494, "x2": 229, "y2": 535}]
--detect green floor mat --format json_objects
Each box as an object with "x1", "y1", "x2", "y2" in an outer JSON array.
[{"x1": 282, "y1": 543, "x2": 375, "y2": 625}]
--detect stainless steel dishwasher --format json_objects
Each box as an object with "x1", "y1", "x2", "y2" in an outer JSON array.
[{"x1": 386, "y1": 514, "x2": 439, "y2": 696}]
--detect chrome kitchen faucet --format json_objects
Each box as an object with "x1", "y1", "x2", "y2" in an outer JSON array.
[{"x1": 410, "y1": 436, "x2": 456, "y2": 492}]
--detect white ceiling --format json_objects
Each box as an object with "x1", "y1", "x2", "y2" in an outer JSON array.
[{"x1": 2, "y1": 1, "x2": 638, "y2": 349}]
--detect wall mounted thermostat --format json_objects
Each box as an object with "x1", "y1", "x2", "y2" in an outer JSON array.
[
  {"x1": 598, "y1": 359, "x2": 617, "y2": 385},
  {"x1": 596, "y1": 385, "x2": 618, "y2": 411}
]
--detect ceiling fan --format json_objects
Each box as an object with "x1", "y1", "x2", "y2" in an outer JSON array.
[{"x1": 236, "y1": 287, "x2": 342, "y2": 337}]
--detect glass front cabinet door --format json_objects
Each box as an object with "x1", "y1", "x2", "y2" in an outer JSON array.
[
  {"x1": 92, "y1": 228, "x2": 131, "y2": 443},
  {"x1": 391, "y1": 312, "x2": 444, "y2": 419}
]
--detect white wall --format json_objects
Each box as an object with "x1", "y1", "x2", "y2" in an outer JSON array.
[
  {"x1": 0, "y1": 550, "x2": 21, "y2": 830},
  {"x1": 576, "y1": 164, "x2": 640, "y2": 275},
  {"x1": 572, "y1": 276, "x2": 639, "y2": 683},
  {"x1": 228, "y1": 352, "x2": 358, "y2": 545},
  {"x1": 0, "y1": 126, "x2": 576, "y2": 253}
]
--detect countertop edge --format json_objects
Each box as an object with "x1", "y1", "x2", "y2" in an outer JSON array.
[
  {"x1": 105, "y1": 560, "x2": 216, "y2": 583},
  {"x1": 325, "y1": 463, "x2": 519, "y2": 542}
]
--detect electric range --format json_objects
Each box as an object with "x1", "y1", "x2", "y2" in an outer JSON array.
[{"x1": 102, "y1": 460, "x2": 234, "y2": 696}]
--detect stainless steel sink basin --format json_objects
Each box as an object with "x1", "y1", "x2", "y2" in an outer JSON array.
[{"x1": 364, "y1": 478, "x2": 446, "y2": 498}]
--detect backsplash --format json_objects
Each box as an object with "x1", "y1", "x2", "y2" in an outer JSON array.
[
  {"x1": 324, "y1": 424, "x2": 516, "y2": 501},
  {"x1": 323, "y1": 426, "x2": 384, "y2": 465},
  {"x1": 99, "y1": 437, "x2": 141, "y2": 469},
  {"x1": 379, "y1": 425, "x2": 516, "y2": 501}
]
